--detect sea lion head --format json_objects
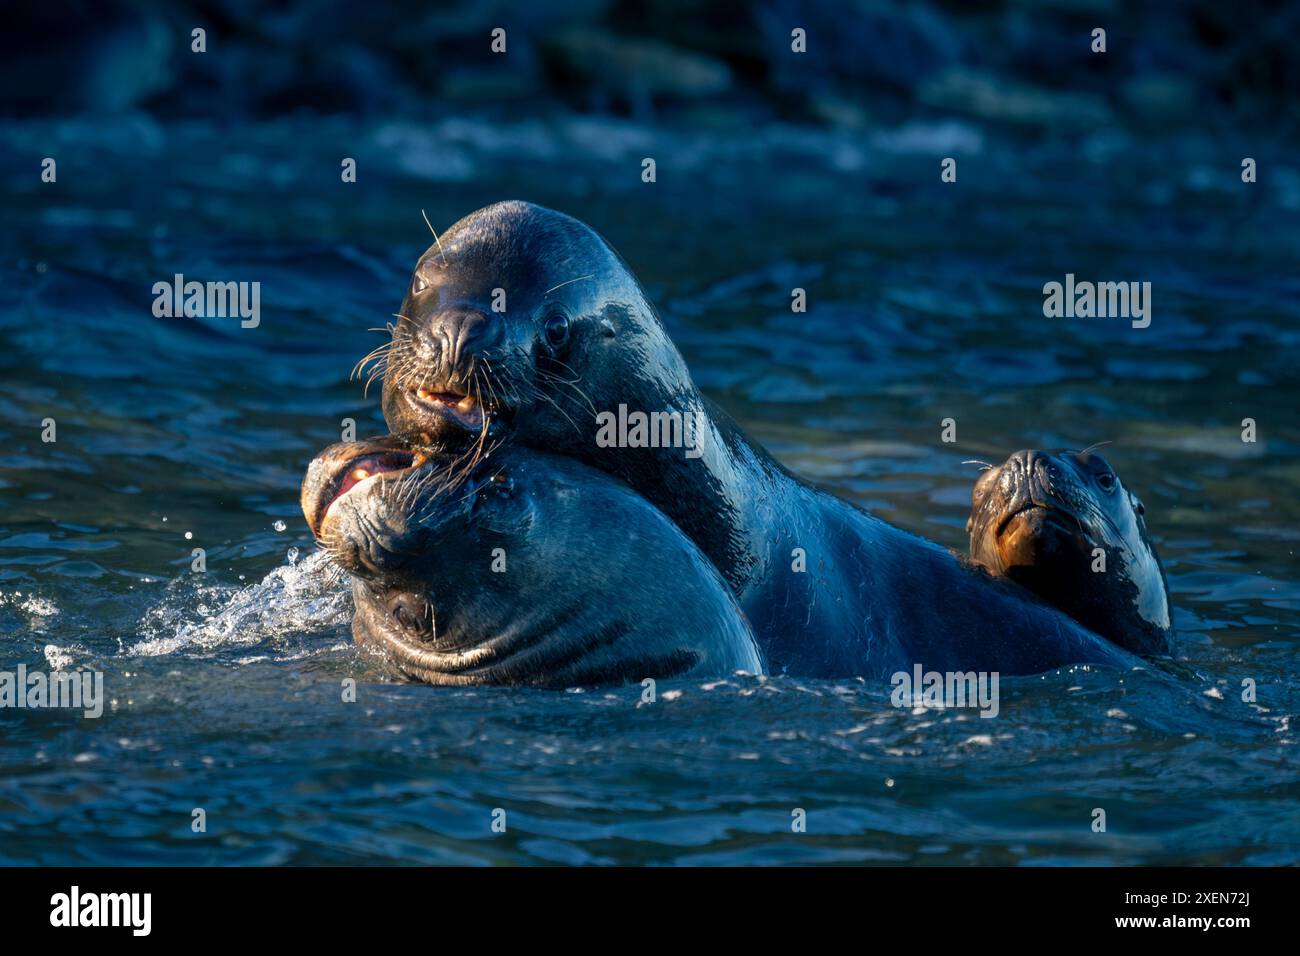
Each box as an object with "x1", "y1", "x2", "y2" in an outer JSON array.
[
  {"x1": 966, "y1": 448, "x2": 1173, "y2": 656},
  {"x1": 300, "y1": 435, "x2": 436, "y2": 578},
  {"x1": 301, "y1": 437, "x2": 761, "y2": 686},
  {"x1": 376, "y1": 201, "x2": 690, "y2": 455}
]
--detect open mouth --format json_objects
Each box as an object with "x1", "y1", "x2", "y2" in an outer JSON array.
[
  {"x1": 407, "y1": 386, "x2": 491, "y2": 432},
  {"x1": 326, "y1": 450, "x2": 417, "y2": 514},
  {"x1": 306, "y1": 446, "x2": 425, "y2": 537}
]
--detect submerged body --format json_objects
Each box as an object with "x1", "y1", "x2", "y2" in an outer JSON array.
[
  {"x1": 967, "y1": 449, "x2": 1174, "y2": 657},
  {"x1": 301, "y1": 438, "x2": 762, "y2": 686},
  {"x1": 373, "y1": 200, "x2": 1137, "y2": 679}
]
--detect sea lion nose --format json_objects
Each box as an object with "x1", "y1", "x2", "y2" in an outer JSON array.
[
  {"x1": 1000, "y1": 450, "x2": 1031, "y2": 494},
  {"x1": 427, "y1": 307, "x2": 501, "y2": 369},
  {"x1": 1023, "y1": 451, "x2": 1059, "y2": 504}
]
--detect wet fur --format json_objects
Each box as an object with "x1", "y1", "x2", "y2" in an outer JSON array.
[
  {"x1": 375, "y1": 202, "x2": 1143, "y2": 678},
  {"x1": 305, "y1": 440, "x2": 763, "y2": 687},
  {"x1": 966, "y1": 449, "x2": 1174, "y2": 657}
]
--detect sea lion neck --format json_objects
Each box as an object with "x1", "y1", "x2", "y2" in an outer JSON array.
[
  {"x1": 580, "y1": 376, "x2": 811, "y2": 601},
  {"x1": 552, "y1": 295, "x2": 820, "y2": 601}
]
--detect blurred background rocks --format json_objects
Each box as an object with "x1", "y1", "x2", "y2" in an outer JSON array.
[{"x1": 1, "y1": 0, "x2": 1295, "y2": 136}]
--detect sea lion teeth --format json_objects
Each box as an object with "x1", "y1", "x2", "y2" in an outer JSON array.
[
  {"x1": 413, "y1": 387, "x2": 475, "y2": 411},
  {"x1": 325, "y1": 475, "x2": 377, "y2": 522},
  {"x1": 378, "y1": 200, "x2": 1139, "y2": 678},
  {"x1": 303, "y1": 442, "x2": 764, "y2": 687},
  {"x1": 299, "y1": 444, "x2": 421, "y2": 537}
]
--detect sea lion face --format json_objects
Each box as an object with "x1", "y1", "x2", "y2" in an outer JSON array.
[
  {"x1": 966, "y1": 449, "x2": 1173, "y2": 656},
  {"x1": 302, "y1": 437, "x2": 761, "y2": 686},
  {"x1": 377, "y1": 201, "x2": 675, "y2": 455},
  {"x1": 301, "y1": 437, "x2": 523, "y2": 680}
]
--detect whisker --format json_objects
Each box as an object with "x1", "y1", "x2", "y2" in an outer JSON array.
[
  {"x1": 363, "y1": 359, "x2": 388, "y2": 397},
  {"x1": 421, "y1": 209, "x2": 449, "y2": 265},
  {"x1": 536, "y1": 368, "x2": 597, "y2": 417},
  {"x1": 479, "y1": 358, "x2": 504, "y2": 414},
  {"x1": 532, "y1": 387, "x2": 584, "y2": 438},
  {"x1": 350, "y1": 341, "x2": 392, "y2": 380},
  {"x1": 543, "y1": 274, "x2": 595, "y2": 296}
]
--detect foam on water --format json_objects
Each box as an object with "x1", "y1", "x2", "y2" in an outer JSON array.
[
  {"x1": 0, "y1": 110, "x2": 1296, "y2": 864},
  {"x1": 128, "y1": 550, "x2": 351, "y2": 658},
  {"x1": 0, "y1": 590, "x2": 60, "y2": 618}
]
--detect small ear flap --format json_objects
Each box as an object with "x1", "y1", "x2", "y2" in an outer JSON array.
[
  {"x1": 1130, "y1": 492, "x2": 1145, "y2": 516},
  {"x1": 965, "y1": 515, "x2": 974, "y2": 534}
]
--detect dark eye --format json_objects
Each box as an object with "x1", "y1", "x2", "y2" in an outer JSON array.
[
  {"x1": 411, "y1": 274, "x2": 429, "y2": 295},
  {"x1": 544, "y1": 311, "x2": 569, "y2": 348},
  {"x1": 1096, "y1": 472, "x2": 1116, "y2": 491},
  {"x1": 388, "y1": 594, "x2": 432, "y2": 633}
]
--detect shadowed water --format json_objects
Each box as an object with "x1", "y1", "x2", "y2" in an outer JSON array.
[{"x1": 1, "y1": 113, "x2": 1297, "y2": 864}]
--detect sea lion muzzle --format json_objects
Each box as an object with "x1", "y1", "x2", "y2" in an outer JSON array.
[
  {"x1": 968, "y1": 448, "x2": 1173, "y2": 657},
  {"x1": 986, "y1": 450, "x2": 1093, "y2": 571},
  {"x1": 300, "y1": 438, "x2": 425, "y2": 540}
]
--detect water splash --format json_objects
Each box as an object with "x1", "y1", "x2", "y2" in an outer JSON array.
[
  {"x1": 128, "y1": 550, "x2": 351, "y2": 657},
  {"x1": 0, "y1": 590, "x2": 60, "y2": 618}
]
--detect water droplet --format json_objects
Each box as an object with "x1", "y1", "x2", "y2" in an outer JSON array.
[
  {"x1": 287, "y1": 547, "x2": 300, "y2": 565},
  {"x1": 184, "y1": 531, "x2": 193, "y2": 540},
  {"x1": 273, "y1": 520, "x2": 287, "y2": 532}
]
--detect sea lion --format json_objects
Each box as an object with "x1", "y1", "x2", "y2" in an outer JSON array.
[
  {"x1": 966, "y1": 449, "x2": 1173, "y2": 657},
  {"x1": 375, "y1": 200, "x2": 1136, "y2": 678},
  {"x1": 300, "y1": 436, "x2": 763, "y2": 687}
]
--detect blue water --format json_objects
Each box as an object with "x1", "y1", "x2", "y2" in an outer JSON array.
[{"x1": 1, "y1": 113, "x2": 1298, "y2": 864}]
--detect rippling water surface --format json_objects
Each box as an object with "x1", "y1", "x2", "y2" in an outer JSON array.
[{"x1": 1, "y1": 114, "x2": 1297, "y2": 864}]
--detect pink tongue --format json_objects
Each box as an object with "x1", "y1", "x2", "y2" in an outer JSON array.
[{"x1": 336, "y1": 452, "x2": 413, "y2": 498}]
